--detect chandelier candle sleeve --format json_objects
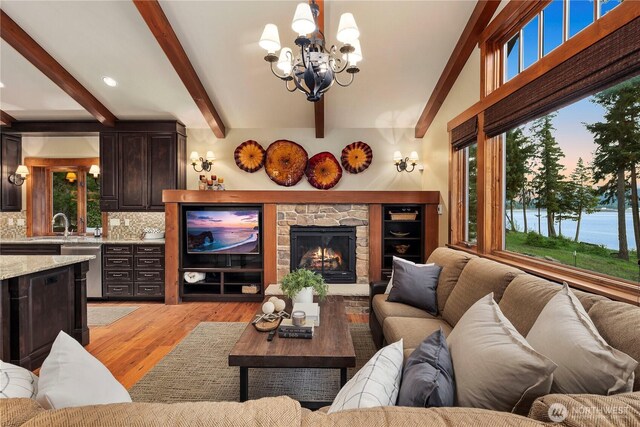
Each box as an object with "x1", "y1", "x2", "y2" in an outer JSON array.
[
  {"x1": 337, "y1": 13, "x2": 360, "y2": 44},
  {"x1": 259, "y1": 24, "x2": 281, "y2": 54},
  {"x1": 292, "y1": 3, "x2": 316, "y2": 36}
]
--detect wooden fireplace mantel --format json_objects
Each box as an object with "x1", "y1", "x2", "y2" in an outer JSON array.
[
  {"x1": 163, "y1": 190, "x2": 441, "y2": 304},
  {"x1": 162, "y1": 190, "x2": 440, "y2": 205}
]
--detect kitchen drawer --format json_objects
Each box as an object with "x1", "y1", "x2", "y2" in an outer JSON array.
[
  {"x1": 104, "y1": 245, "x2": 132, "y2": 255},
  {"x1": 104, "y1": 256, "x2": 133, "y2": 269},
  {"x1": 135, "y1": 257, "x2": 164, "y2": 269},
  {"x1": 105, "y1": 284, "x2": 133, "y2": 297},
  {"x1": 135, "y1": 245, "x2": 164, "y2": 255},
  {"x1": 135, "y1": 270, "x2": 164, "y2": 282},
  {"x1": 135, "y1": 283, "x2": 164, "y2": 297},
  {"x1": 104, "y1": 270, "x2": 133, "y2": 282}
]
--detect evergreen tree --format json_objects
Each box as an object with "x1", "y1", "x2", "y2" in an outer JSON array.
[
  {"x1": 530, "y1": 114, "x2": 565, "y2": 238},
  {"x1": 567, "y1": 158, "x2": 600, "y2": 242},
  {"x1": 587, "y1": 76, "x2": 640, "y2": 260},
  {"x1": 505, "y1": 128, "x2": 535, "y2": 232}
]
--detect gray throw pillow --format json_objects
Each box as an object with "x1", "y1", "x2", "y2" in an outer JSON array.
[
  {"x1": 398, "y1": 328, "x2": 455, "y2": 407},
  {"x1": 387, "y1": 259, "x2": 441, "y2": 315}
]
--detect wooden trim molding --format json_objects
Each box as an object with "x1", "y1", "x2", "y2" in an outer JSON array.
[
  {"x1": 164, "y1": 202, "x2": 179, "y2": 305},
  {"x1": 133, "y1": 0, "x2": 226, "y2": 138},
  {"x1": 448, "y1": 0, "x2": 640, "y2": 131},
  {"x1": 24, "y1": 157, "x2": 99, "y2": 168},
  {"x1": 415, "y1": 0, "x2": 500, "y2": 138},
  {"x1": 368, "y1": 204, "x2": 382, "y2": 282},
  {"x1": 262, "y1": 204, "x2": 278, "y2": 287},
  {"x1": 0, "y1": 10, "x2": 117, "y2": 126},
  {"x1": 0, "y1": 110, "x2": 15, "y2": 127},
  {"x1": 479, "y1": 0, "x2": 549, "y2": 46},
  {"x1": 163, "y1": 190, "x2": 440, "y2": 205}
]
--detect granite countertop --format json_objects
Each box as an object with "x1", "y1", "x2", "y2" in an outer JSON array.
[
  {"x1": 0, "y1": 237, "x2": 165, "y2": 245},
  {"x1": 0, "y1": 255, "x2": 96, "y2": 280}
]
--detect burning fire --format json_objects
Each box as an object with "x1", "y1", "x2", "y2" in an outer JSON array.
[{"x1": 300, "y1": 246, "x2": 344, "y2": 270}]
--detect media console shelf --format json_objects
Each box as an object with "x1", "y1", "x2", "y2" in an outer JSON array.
[{"x1": 179, "y1": 204, "x2": 264, "y2": 302}]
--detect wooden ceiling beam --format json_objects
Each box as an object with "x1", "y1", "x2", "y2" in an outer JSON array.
[
  {"x1": 0, "y1": 110, "x2": 15, "y2": 127},
  {"x1": 133, "y1": 0, "x2": 226, "y2": 138},
  {"x1": 0, "y1": 9, "x2": 117, "y2": 126},
  {"x1": 314, "y1": 0, "x2": 325, "y2": 138},
  {"x1": 414, "y1": 1, "x2": 500, "y2": 138}
]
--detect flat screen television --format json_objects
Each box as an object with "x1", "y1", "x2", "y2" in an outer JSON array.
[{"x1": 185, "y1": 209, "x2": 260, "y2": 255}]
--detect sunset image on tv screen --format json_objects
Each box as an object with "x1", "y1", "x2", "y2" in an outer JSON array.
[{"x1": 186, "y1": 210, "x2": 259, "y2": 254}]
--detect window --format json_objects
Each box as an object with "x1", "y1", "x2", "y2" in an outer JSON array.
[
  {"x1": 50, "y1": 168, "x2": 101, "y2": 234},
  {"x1": 504, "y1": 75, "x2": 640, "y2": 282},
  {"x1": 465, "y1": 144, "x2": 478, "y2": 244},
  {"x1": 504, "y1": 0, "x2": 621, "y2": 81}
]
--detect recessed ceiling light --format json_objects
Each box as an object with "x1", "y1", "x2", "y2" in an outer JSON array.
[{"x1": 102, "y1": 76, "x2": 117, "y2": 87}]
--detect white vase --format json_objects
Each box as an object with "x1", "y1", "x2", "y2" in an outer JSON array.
[{"x1": 292, "y1": 287, "x2": 313, "y2": 305}]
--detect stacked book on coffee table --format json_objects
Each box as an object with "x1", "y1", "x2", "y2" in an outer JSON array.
[{"x1": 278, "y1": 319, "x2": 314, "y2": 339}]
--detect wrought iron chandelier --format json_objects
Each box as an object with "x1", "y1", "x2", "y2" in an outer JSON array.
[{"x1": 259, "y1": 1, "x2": 362, "y2": 102}]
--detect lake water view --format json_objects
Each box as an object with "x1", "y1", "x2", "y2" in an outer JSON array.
[{"x1": 509, "y1": 209, "x2": 638, "y2": 250}]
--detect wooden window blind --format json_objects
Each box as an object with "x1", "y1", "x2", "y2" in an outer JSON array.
[
  {"x1": 451, "y1": 115, "x2": 478, "y2": 150},
  {"x1": 484, "y1": 17, "x2": 640, "y2": 138}
]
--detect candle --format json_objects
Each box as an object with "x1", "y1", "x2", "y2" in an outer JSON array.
[{"x1": 291, "y1": 310, "x2": 306, "y2": 326}]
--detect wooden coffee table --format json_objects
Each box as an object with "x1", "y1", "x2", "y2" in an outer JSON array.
[{"x1": 228, "y1": 295, "x2": 356, "y2": 409}]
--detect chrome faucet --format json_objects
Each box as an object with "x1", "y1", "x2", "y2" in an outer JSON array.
[{"x1": 52, "y1": 213, "x2": 70, "y2": 239}]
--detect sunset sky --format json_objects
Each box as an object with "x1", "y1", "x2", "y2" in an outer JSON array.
[{"x1": 187, "y1": 210, "x2": 258, "y2": 229}]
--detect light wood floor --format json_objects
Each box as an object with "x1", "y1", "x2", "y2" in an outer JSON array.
[{"x1": 86, "y1": 301, "x2": 368, "y2": 389}]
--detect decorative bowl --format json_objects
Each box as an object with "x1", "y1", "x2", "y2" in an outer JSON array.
[
  {"x1": 389, "y1": 231, "x2": 410, "y2": 237},
  {"x1": 393, "y1": 244, "x2": 411, "y2": 254}
]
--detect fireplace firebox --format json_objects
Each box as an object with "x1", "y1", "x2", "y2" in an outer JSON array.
[{"x1": 290, "y1": 226, "x2": 357, "y2": 283}]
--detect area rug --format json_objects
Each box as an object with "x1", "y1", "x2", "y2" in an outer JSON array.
[
  {"x1": 129, "y1": 322, "x2": 376, "y2": 403},
  {"x1": 87, "y1": 305, "x2": 140, "y2": 327}
]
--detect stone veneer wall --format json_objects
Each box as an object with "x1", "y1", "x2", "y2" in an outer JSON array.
[
  {"x1": 0, "y1": 212, "x2": 27, "y2": 239},
  {"x1": 106, "y1": 212, "x2": 165, "y2": 240},
  {"x1": 277, "y1": 204, "x2": 369, "y2": 284}
]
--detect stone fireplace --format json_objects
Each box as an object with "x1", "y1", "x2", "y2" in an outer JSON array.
[
  {"x1": 277, "y1": 204, "x2": 369, "y2": 284},
  {"x1": 290, "y1": 226, "x2": 357, "y2": 283}
]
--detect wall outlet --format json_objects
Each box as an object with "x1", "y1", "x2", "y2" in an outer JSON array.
[
  {"x1": 124, "y1": 219, "x2": 130, "y2": 226},
  {"x1": 110, "y1": 218, "x2": 121, "y2": 226},
  {"x1": 7, "y1": 218, "x2": 14, "y2": 226},
  {"x1": 437, "y1": 204, "x2": 443, "y2": 215},
  {"x1": 16, "y1": 219, "x2": 25, "y2": 226}
]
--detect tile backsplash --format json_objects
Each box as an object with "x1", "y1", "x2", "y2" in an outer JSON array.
[
  {"x1": 106, "y1": 212, "x2": 165, "y2": 240},
  {"x1": 0, "y1": 212, "x2": 27, "y2": 239}
]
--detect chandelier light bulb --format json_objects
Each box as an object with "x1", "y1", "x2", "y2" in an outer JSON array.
[
  {"x1": 277, "y1": 48, "x2": 293, "y2": 74},
  {"x1": 259, "y1": 23, "x2": 281, "y2": 53},
  {"x1": 291, "y1": 3, "x2": 316, "y2": 35},
  {"x1": 337, "y1": 13, "x2": 360, "y2": 44}
]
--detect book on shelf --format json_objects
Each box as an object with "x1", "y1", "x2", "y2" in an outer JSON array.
[
  {"x1": 279, "y1": 319, "x2": 314, "y2": 334},
  {"x1": 278, "y1": 330, "x2": 313, "y2": 339},
  {"x1": 292, "y1": 302, "x2": 320, "y2": 326}
]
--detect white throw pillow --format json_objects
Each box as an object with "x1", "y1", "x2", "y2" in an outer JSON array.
[
  {"x1": 328, "y1": 339, "x2": 404, "y2": 413},
  {"x1": 526, "y1": 283, "x2": 637, "y2": 395},
  {"x1": 384, "y1": 257, "x2": 434, "y2": 294},
  {"x1": 36, "y1": 331, "x2": 131, "y2": 409},
  {"x1": 0, "y1": 361, "x2": 38, "y2": 398},
  {"x1": 447, "y1": 293, "x2": 557, "y2": 414}
]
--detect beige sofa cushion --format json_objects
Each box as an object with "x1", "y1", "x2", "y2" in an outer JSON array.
[
  {"x1": 426, "y1": 248, "x2": 477, "y2": 313},
  {"x1": 383, "y1": 317, "x2": 452, "y2": 353},
  {"x1": 302, "y1": 405, "x2": 544, "y2": 427},
  {"x1": 573, "y1": 288, "x2": 609, "y2": 312},
  {"x1": 442, "y1": 258, "x2": 523, "y2": 326},
  {"x1": 499, "y1": 275, "x2": 562, "y2": 336},
  {"x1": 589, "y1": 300, "x2": 640, "y2": 391},
  {"x1": 0, "y1": 398, "x2": 44, "y2": 427},
  {"x1": 19, "y1": 396, "x2": 301, "y2": 427},
  {"x1": 529, "y1": 392, "x2": 640, "y2": 426},
  {"x1": 372, "y1": 294, "x2": 435, "y2": 324}
]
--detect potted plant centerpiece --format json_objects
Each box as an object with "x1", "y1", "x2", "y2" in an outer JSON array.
[{"x1": 280, "y1": 268, "x2": 328, "y2": 305}]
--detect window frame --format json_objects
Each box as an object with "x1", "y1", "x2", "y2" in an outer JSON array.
[{"x1": 448, "y1": 0, "x2": 640, "y2": 305}]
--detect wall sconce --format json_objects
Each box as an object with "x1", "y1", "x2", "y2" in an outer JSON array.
[
  {"x1": 89, "y1": 165, "x2": 100, "y2": 182},
  {"x1": 393, "y1": 151, "x2": 419, "y2": 173},
  {"x1": 190, "y1": 151, "x2": 215, "y2": 172},
  {"x1": 8, "y1": 165, "x2": 29, "y2": 186}
]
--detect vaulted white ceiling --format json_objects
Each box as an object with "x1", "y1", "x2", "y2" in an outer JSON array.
[{"x1": 0, "y1": 0, "x2": 477, "y2": 130}]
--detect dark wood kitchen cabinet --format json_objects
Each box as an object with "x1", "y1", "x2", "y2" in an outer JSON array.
[
  {"x1": 99, "y1": 122, "x2": 186, "y2": 212},
  {"x1": 1, "y1": 134, "x2": 22, "y2": 212}
]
